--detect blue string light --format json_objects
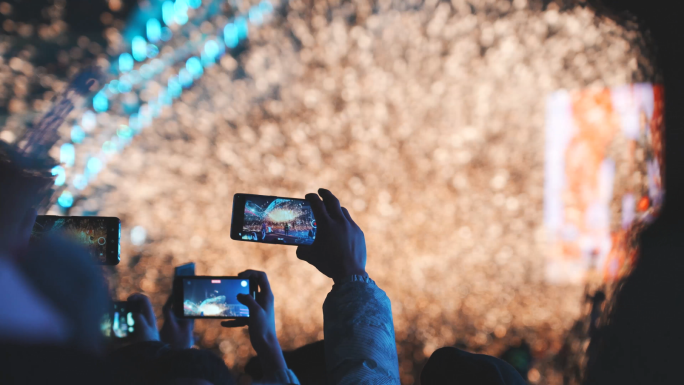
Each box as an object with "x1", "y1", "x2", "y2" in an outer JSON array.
[
  {"x1": 60, "y1": 143, "x2": 75, "y2": 167},
  {"x1": 146, "y1": 19, "x2": 162, "y2": 42},
  {"x1": 71, "y1": 125, "x2": 85, "y2": 143},
  {"x1": 52, "y1": 166, "x2": 66, "y2": 186},
  {"x1": 57, "y1": 191, "x2": 74, "y2": 208},
  {"x1": 162, "y1": 1, "x2": 175, "y2": 26},
  {"x1": 93, "y1": 92, "x2": 109, "y2": 113},
  {"x1": 57, "y1": 1, "x2": 276, "y2": 205},
  {"x1": 119, "y1": 53, "x2": 134, "y2": 72}
]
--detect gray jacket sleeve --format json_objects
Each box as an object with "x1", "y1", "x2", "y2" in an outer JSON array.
[{"x1": 323, "y1": 275, "x2": 400, "y2": 385}]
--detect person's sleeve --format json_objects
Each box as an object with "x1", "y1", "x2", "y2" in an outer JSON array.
[
  {"x1": 323, "y1": 275, "x2": 400, "y2": 385},
  {"x1": 261, "y1": 368, "x2": 301, "y2": 385}
]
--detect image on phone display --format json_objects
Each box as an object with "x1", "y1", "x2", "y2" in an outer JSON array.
[
  {"x1": 181, "y1": 277, "x2": 251, "y2": 318},
  {"x1": 233, "y1": 194, "x2": 316, "y2": 245},
  {"x1": 31, "y1": 216, "x2": 120, "y2": 265},
  {"x1": 101, "y1": 302, "x2": 136, "y2": 339}
]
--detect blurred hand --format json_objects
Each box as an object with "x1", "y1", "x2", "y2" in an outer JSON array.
[
  {"x1": 221, "y1": 270, "x2": 286, "y2": 374},
  {"x1": 296, "y1": 188, "x2": 367, "y2": 283},
  {"x1": 160, "y1": 291, "x2": 194, "y2": 349},
  {"x1": 127, "y1": 293, "x2": 160, "y2": 343}
]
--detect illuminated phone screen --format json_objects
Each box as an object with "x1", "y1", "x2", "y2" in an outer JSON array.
[
  {"x1": 31, "y1": 216, "x2": 120, "y2": 265},
  {"x1": 235, "y1": 195, "x2": 316, "y2": 245},
  {"x1": 101, "y1": 302, "x2": 136, "y2": 339},
  {"x1": 182, "y1": 277, "x2": 250, "y2": 318}
]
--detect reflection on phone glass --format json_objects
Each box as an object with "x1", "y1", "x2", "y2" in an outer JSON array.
[
  {"x1": 101, "y1": 302, "x2": 135, "y2": 339},
  {"x1": 182, "y1": 278, "x2": 250, "y2": 317},
  {"x1": 31, "y1": 216, "x2": 117, "y2": 264},
  {"x1": 241, "y1": 196, "x2": 316, "y2": 245}
]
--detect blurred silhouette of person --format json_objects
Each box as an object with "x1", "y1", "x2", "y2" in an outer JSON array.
[
  {"x1": 421, "y1": 347, "x2": 526, "y2": 385},
  {"x1": 581, "y1": 1, "x2": 684, "y2": 385},
  {"x1": 246, "y1": 340, "x2": 326, "y2": 385},
  {"x1": 284, "y1": 222, "x2": 290, "y2": 236},
  {"x1": 295, "y1": 189, "x2": 400, "y2": 384}
]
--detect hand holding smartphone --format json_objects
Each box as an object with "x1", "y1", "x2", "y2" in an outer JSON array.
[
  {"x1": 101, "y1": 301, "x2": 140, "y2": 340},
  {"x1": 230, "y1": 194, "x2": 316, "y2": 245}
]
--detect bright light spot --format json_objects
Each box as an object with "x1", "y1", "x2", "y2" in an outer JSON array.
[
  {"x1": 73, "y1": 174, "x2": 88, "y2": 190},
  {"x1": 129, "y1": 114, "x2": 140, "y2": 132},
  {"x1": 179, "y1": 68, "x2": 193, "y2": 87},
  {"x1": 241, "y1": 280, "x2": 248, "y2": 287},
  {"x1": 57, "y1": 191, "x2": 74, "y2": 208},
  {"x1": 147, "y1": 43, "x2": 159, "y2": 58},
  {"x1": 87, "y1": 157, "x2": 103, "y2": 175},
  {"x1": 81, "y1": 110, "x2": 97, "y2": 132},
  {"x1": 268, "y1": 209, "x2": 296, "y2": 222},
  {"x1": 117, "y1": 79, "x2": 132, "y2": 93},
  {"x1": 119, "y1": 53, "x2": 134, "y2": 72},
  {"x1": 204, "y1": 40, "x2": 220, "y2": 61},
  {"x1": 60, "y1": 143, "x2": 75, "y2": 167},
  {"x1": 108, "y1": 80, "x2": 120, "y2": 94},
  {"x1": 102, "y1": 141, "x2": 117, "y2": 154},
  {"x1": 71, "y1": 125, "x2": 85, "y2": 144},
  {"x1": 188, "y1": 0, "x2": 201, "y2": 8},
  {"x1": 131, "y1": 226, "x2": 147, "y2": 246},
  {"x1": 168, "y1": 77, "x2": 182, "y2": 98},
  {"x1": 146, "y1": 18, "x2": 162, "y2": 42},
  {"x1": 162, "y1": 1, "x2": 175, "y2": 26},
  {"x1": 249, "y1": 7, "x2": 263, "y2": 25},
  {"x1": 235, "y1": 16, "x2": 248, "y2": 39},
  {"x1": 140, "y1": 64, "x2": 153, "y2": 78},
  {"x1": 174, "y1": 0, "x2": 189, "y2": 25},
  {"x1": 93, "y1": 92, "x2": 108, "y2": 113},
  {"x1": 117, "y1": 125, "x2": 133, "y2": 139},
  {"x1": 132, "y1": 36, "x2": 147, "y2": 61},
  {"x1": 51, "y1": 166, "x2": 66, "y2": 186},
  {"x1": 259, "y1": 1, "x2": 273, "y2": 13},
  {"x1": 186, "y1": 57, "x2": 203, "y2": 78},
  {"x1": 224, "y1": 23, "x2": 239, "y2": 48}
]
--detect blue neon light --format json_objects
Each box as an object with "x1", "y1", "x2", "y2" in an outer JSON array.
[
  {"x1": 168, "y1": 77, "x2": 182, "y2": 98},
  {"x1": 174, "y1": 0, "x2": 189, "y2": 25},
  {"x1": 236, "y1": 16, "x2": 248, "y2": 39},
  {"x1": 71, "y1": 125, "x2": 85, "y2": 144},
  {"x1": 146, "y1": 19, "x2": 162, "y2": 42},
  {"x1": 188, "y1": 0, "x2": 201, "y2": 9},
  {"x1": 224, "y1": 23, "x2": 239, "y2": 48},
  {"x1": 259, "y1": 0, "x2": 273, "y2": 13},
  {"x1": 87, "y1": 157, "x2": 103, "y2": 175},
  {"x1": 93, "y1": 92, "x2": 109, "y2": 113},
  {"x1": 186, "y1": 57, "x2": 203, "y2": 78},
  {"x1": 51, "y1": 166, "x2": 66, "y2": 186},
  {"x1": 60, "y1": 143, "x2": 75, "y2": 167},
  {"x1": 119, "y1": 53, "x2": 134, "y2": 72},
  {"x1": 162, "y1": 1, "x2": 175, "y2": 26},
  {"x1": 58, "y1": 191, "x2": 74, "y2": 208},
  {"x1": 132, "y1": 36, "x2": 147, "y2": 62},
  {"x1": 117, "y1": 125, "x2": 134, "y2": 139},
  {"x1": 73, "y1": 174, "x2": 88, "y2": 190},
  {"x1": 179, "y1": 68, "x2": 193, "y2": 87}
]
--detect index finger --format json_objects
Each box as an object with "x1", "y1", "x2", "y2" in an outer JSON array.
[
  {"x1": 127, "y1": 293, "x2": 156, "y2": 327},
  {"x1": 237, "y1": 270, "x2": 272, "y2": 295},
  {"x1": 305, "y1": 193, "x2": 329, "y2": 224}
]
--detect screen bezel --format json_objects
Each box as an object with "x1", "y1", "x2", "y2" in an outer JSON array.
[
  {"x1": 33, "y1": 215, "x2": 121, "y2": 265},
  {"x1": 229, "y1": 193, "x2": 314, "y2": 246},
  {"x1": 173, "y1": 276, "x2": 257, "y2": 319}
]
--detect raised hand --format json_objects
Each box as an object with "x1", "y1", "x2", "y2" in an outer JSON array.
[
  {"x1": 296, "y1": 188, "x2": 367, "y2": 283},
  {"x1": 221, "y1": 270, "x2": 286, "y2": 374},
  {"x1": 160, "y1": 291, "x2": 194, "y2": 349}
]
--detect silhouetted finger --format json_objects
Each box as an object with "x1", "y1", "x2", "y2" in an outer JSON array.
[
  {"x1": 236, "y1": 293, "x2": 261, "y2": 313},
  {"x1": 128, "y1": 293, "x2": 156, "y2": 327},
  {"x1": 341, "y1": 207, "x2": 358, "y2": 227},
  {"x1": 237, "y1": 270, "x2": 272, "y2": 297},
  {"x1": 318, "y1": 189, "x2": 344, "y2": 219},
  {"x1": 305, "y1": 193, "x2": 329, "y2": 224},
  {"x1": 221, "y1": 319, "x2": 248, "y2": 328}
]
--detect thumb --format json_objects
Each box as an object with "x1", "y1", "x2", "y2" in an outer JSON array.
[{"x1": 236, "y1": 293, "x2": 261, "y2": 313}]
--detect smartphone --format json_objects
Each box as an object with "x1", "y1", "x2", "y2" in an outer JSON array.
[
  {"x1": 32, "y1": 215, "x2": 121, "y2": 265},
  {"x1": 175, "y1": 262, "x2": 196, "y2": 277},
  {"x1": 230, "y1": 194, "x2": 316, "y2": 245},
  {"x1": 101, "y1": 301, "x2": 140, "y2": 339},
  {"x1": 173, "y1": 276, "x2": 256, "y2": 319}
]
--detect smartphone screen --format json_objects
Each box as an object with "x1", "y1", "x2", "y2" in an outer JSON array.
[
  {"x1": 174, "y1": 276, "x2": 255, "y2": 319},
  {"x1": 101, "y1": 301, "x2": 138, "y2": 339},
  {"x1": 32, "y1": 215, "x2": 121, "y2": 265},
  {"x1": 230, "y1": 194, "x2": 316, "y2": 245}
]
